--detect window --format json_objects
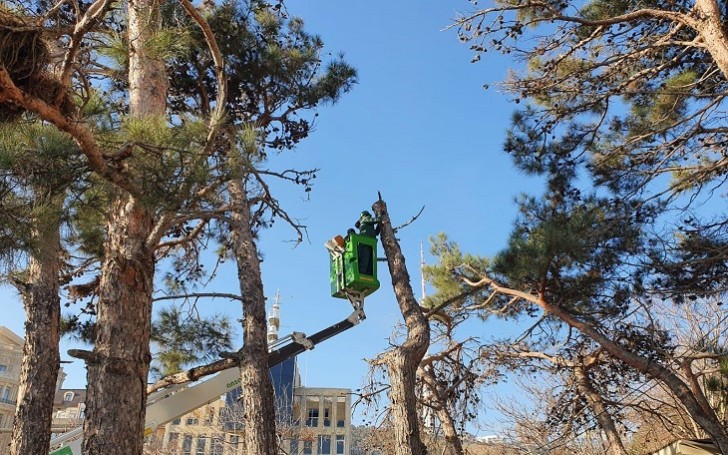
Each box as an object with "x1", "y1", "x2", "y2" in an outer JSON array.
[
  {"x1": 211, "y1": 435, "x2": 224, "y2": 455},
  {"x1": 182, "y1": 435, "x2": 192, "y2": 455},
  {"x1": 0, "y1": 364, "x2": 6, "y2": 373},
  {"x1": 323, "y1": 408, "x2": 331, "y2": 427},
  {"x1": 323, "y1": 397, "x2": 332, "y2": 427},
  {"x1": 306, "y1": 408, "x2": 319, "y2": 427},
  {"x1": 317, "y1": 435, "x2": 331, "y2": 455},
  {"x1": 204, "y1": 407, "x2": 214, "y2": 425},
  {"x1": 336, "y1": 435, "x2": 344, "y2": 455},
  {"x1": 303, "y1": 441, "x2": 312, "y2": 454},
  {"x1": 185, "y1": 417, "x2": 199, "y2": 425},
  {"x1": 172, "y1": 418, "x2": 181, "y2": 425},
  {"x1": 290, "y1": 439, "x2": 299, "y2": 455},
  {"x1": 336, "y1": 396, "x2": 346, "y2": 427},
  {"x1": 167, "y1": 432, "x2": 179, "y2": 449},
  {"x1": 195, "y1": 438, "x2": 206, "y2": 455},
  {"x1": 3, "y1": 388, "x2": 11, "y2": 400},
  {"x1": 63, "y1": 392, "x2": 74, "y2": 402}
]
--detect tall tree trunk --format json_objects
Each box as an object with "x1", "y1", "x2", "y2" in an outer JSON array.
[
  {"x1": 373, "y1": 198, "x2": 430, "y2": 455},
  {"x1": 418, "y1": 360, "x2": 464, "y2": 455},
  {"x1": 10, "y1": 196, "x2": 62, "y2": 455},
  {"x1": 127, "y1": 0, "x2": 167, "y2": 115},
  {"x1": 436, "y1": 406, "x2": 464, "y2": 455},
  {"x1": 81, "y1": 196, "x2": 154, "y2": 455},
  {"x1": 229, "y1": 178, "x2": 278, "y2": 455},
  {"x1": 573, "y1": 366, "x2": 627, "y2": 455},
  {"x1": 80, "y1": 0, "x2": 165, "y2": 452}
]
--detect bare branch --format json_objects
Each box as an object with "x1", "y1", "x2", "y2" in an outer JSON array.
[{"x1": 392, "y1": 205, "x2": 425, "y2": 232}]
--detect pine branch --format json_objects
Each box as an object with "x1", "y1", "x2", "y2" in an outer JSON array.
[
  {"x1": 152, "y1": 292, "x2": 243, "y2": 303},
  {"x1": 0, "y1": 69, "x2": 137, "y2": 196}
]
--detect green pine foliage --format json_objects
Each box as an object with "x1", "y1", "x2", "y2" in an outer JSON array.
[
  {"x1": 422, "y1": 233, "x2": 490, "y2": 314},
  {"x1": 450, "y1": 1, "x2": 728, "y2": 446},
  {"x1": 150, "y1": 307, "x2": 233, "y2": 377},
  {"x1": 167, "y1": 0, "x2": 357, "y2": 153},
  {"x1": 0, "y1": 122, "x2": 84, "y2": 259}
]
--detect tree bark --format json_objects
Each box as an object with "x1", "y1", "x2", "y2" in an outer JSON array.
[
  {"x1": 229, "y1": 178, "x2": 278, "y2": 455},
  {"x1": 418, "y1": 353, "x2": 465, "y2": 455},
  {"x1": 81, "y1": 195, "x2": 155, "y2": 455},
  {"x1": 10, "y1": 196, "x2": 63, "y2": 455},
  {"x1": 573, "y1": 365, "x2": 627, "y2": 455},
  {"x1": 81, "y1": 0, "x2": 166, "y2": 451},
  {"x1": 127, "y1": 0, "x2": 167, "y2": 115},
  {"x1": 437, "y1": 409, "x2": 464, "y2": 455},
  {"x1": 373, "y1": 198, "x2": 430, "y2": 455},
  {"x1": 694, "y1": 0, "x2": 728, "y2": 80}
]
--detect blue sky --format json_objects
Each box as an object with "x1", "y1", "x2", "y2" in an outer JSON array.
[{"x1": 1, "y1": 0, "x2": 545, "y2": 434}]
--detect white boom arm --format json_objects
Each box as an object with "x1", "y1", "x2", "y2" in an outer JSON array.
[{"x1": 49, "y1": 308, "x2": 364, "y2": 455}]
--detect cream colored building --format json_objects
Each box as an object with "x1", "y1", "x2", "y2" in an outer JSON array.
[
  {"x1": 0, "y1": 326, "x2": 23, "y2": 448},
  {"x1": 51, "y1": 385, "x2": 87, "y2": 436},
  {"x1": 149, "y1": 386, "x2": 352, "y2": 455},
  {"x1": 294, "y1": 387, "x2": 351, "y2": 455}
]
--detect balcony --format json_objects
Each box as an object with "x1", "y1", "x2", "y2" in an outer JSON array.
[
  {"x1": 51, "y1": 417, "x2": 84, "y2": 434},
  {"x1": 0, "y1": 371, "x2": 20, "y2": 383}
]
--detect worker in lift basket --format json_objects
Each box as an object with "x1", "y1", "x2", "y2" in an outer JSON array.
[{"x1": 355, "y1": 211, "x2": 380, "y2": 238}]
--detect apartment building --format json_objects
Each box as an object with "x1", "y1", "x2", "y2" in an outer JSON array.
[
  {"x1": 292, "y1": 386, "x2": 351, "y2": 455},
  {"x1": 152, "y1": 381, "x2": 352, "y2": 455},
  {"x1": 0, "y1": 326, "x2": 23, "y2": 448},
  {"x1": 51, "y1": 385, "x2": 87, "y2": 436}
]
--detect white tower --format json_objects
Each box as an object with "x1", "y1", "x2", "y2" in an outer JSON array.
[
  {"x1": 268, "y1": 290, "x2": 281, "y2": 343},
  {"x1": 420, "y1": 242, "x2": 437, "y2": 430}
]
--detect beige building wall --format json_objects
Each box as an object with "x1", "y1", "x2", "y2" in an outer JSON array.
[
  {"x1": 51, "y1": 387, "x2": 87, "y2": 436},
  {"x1": 150, "y1": 396, "x2": 231, "y2": 455},
  {"x1": 150, "y1": 387, "x2": 353, "y2": 455},
  {"x1": 0, "y1": 326, "x2": 23, "y2": 449},
  {"x1": 293, "y1": 387, "x2": 351, "y2": 455}
]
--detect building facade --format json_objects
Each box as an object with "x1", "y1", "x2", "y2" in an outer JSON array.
[
  {"x1": 0, "y1": 326, "x2": 23, "y2": 448},
  {"x1": 151, "y1": 383, "x2": 352, "y2": 455},
  {"x1": 293, "y1": 387, "x2": 351, "y2": 455},
  {"x1": 151, "y1": 298, "x2": 353, "y2": 454},
  {"x1": 51, "y1": 385, "x2": 87, "y2": 436}
]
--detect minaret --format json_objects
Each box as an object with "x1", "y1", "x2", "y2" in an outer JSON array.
[
  {"x1": 420, "y1": 242, "x2": 436, "y2": 430},
  {"x1": 268, "y1": 290, "x2": 281, "y2": 343}
]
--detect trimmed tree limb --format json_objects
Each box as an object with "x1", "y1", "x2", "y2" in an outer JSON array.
[{"x1": 373, "y1": 196, "x2": 430, "y2": 455}]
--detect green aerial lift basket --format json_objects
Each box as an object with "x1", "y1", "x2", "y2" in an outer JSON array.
[{"x1": 330, "y1": 233, "x2": 380, "y2": 299}]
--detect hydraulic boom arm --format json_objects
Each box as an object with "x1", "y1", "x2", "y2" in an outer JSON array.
[{"x1": 49, "y1": 307, "x2": 365, "y2": 455}]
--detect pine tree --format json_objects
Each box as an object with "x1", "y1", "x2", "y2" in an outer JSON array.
[
  {"x1": 0, "y1": 1, "x2": 354, "y2": 453},
  {"x1": 165, "y1": 4, "x2": 356, "y2": 453},
  {"x1": 0, "y1": 122, "x2": 84, "y2": 455},
  {"x1": 451, "y1": 0, "x2": 728, "y2": 451}
]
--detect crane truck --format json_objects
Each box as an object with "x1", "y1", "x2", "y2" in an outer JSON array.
[{"x1": 49, "y1": 231, "x2": 381, "y2": 455}]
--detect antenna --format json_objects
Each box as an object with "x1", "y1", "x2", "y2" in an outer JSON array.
[{"x1": 420, "y1": 242, "x2": 426, "y2": 303}]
